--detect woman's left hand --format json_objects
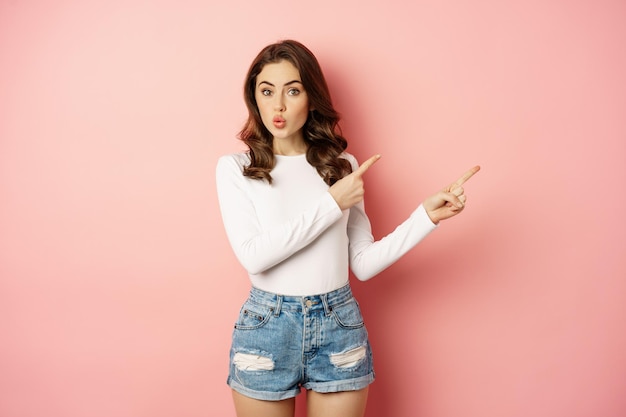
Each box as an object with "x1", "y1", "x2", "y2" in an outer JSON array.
[{"x1": 423, "y1": 166, "x2": 480, "y2": 224}]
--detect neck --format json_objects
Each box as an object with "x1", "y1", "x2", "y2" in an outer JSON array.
[{"x1": 273, "y1": 137, "x2": 307, "y2": 156}]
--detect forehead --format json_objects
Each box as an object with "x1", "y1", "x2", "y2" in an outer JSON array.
[{"x1": 256, "y1": 60, "x2": 301, "y2": 85}]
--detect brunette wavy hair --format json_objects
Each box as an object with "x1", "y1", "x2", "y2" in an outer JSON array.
[{"x1": 239, "y1": 39, "x2": 352, "y2": 185}]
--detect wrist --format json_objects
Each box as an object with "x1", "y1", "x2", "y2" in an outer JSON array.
[{"x1": 424, "y1": 208, "x2": 439, "y2": 225}]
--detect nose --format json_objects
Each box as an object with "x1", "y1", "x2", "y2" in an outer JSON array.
[{"x1": 274, "y1": 95, "x2": 285, "y2": 112}]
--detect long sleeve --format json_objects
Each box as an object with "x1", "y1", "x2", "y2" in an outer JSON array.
[
  {"x1": 345, "y1": 156, "x2": 438, "y2": 281},
  {"x1": 348, "y1": 203, "x2": 437, "y2": 281},
  {"x1": 215, "y1": 153, "x2": 343, "y2": 275}
]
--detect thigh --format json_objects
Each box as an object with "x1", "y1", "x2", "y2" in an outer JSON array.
[
  {"x1": 306, "y1": 387, "x2": 369, "y2": 417},
  {"x1": 232, "y1": 390, "x2": 295, "y2": 417},
  {"x1": 228, "y1": 298, "x2": 303, "y2": 400}
]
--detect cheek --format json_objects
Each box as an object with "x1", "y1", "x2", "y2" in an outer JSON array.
[
  {"x1": 256, "y1": 102, "x2": 272, "y2": 120},
  {"x1": 296, "y1": 101, "x2": 311, "y2": 119}
]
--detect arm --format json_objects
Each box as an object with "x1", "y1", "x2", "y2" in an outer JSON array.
[
  {"x1": 345, "y1": 156, "x2": 480, "y2": 281},
  {"x1": 348, "y1": 197, "x2": 438, "y2": 281},
  {"x1": 215, "y1": 154, "x2": 343, "y2": 275}
]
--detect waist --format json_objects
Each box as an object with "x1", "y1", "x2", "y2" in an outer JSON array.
[{"x1": 248, "y1": 283, "x2": 354, "y2": 313}]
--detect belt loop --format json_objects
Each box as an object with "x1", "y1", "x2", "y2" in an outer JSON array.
[
  {"x1": 274, "y1": 295, "x2": 282, "y2": 316},
  {"x1": 321, "y1": 293, "x2": 331, "y2": 316}
]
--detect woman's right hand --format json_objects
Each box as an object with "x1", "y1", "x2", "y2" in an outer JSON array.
[{"x1": 329, "y1": 154, "x2": 381, "y2": 210}]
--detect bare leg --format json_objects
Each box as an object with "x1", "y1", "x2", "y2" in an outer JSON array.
[
  {"x1": 232, "y1": 390, "x2": 295, "y2": 417},
  {"x1": 307, "y1": 387, "x2": 369, "y2": 417}
]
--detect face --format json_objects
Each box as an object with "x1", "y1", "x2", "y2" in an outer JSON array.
[{"x1": 255, "y1": 60, "x2": 310, "y2": 149}]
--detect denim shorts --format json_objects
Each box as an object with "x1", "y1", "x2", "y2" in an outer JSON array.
[{"x1": 226, "y1": 283, "x2": 375, "y2": 401}]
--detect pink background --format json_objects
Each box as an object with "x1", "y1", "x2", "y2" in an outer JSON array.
[{"x1": 1, "y1": 1, "x2": 625, "y2": 416}]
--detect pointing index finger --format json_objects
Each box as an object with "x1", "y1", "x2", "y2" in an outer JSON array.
[
  {"x1": 454, "y1": 165, "x2": 481, "y2": 187},
  {"x1": 354, "y1": 154, "x2": 381, "y2": 176}
]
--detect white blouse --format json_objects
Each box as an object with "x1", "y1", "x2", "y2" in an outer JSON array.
[{"x1": 216, "y1": 152, "x2": 437, "y2": 296}]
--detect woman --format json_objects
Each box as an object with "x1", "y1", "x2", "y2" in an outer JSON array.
[{"x1": 216, "y1": 39, "x2": 479, "y2": 417}]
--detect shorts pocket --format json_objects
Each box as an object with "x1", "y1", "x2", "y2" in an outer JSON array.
[
  {"x1": 234, "y1": 300, "x2": 274, "y2": 330},
  {"x1": 331, "y1": 298, "x2": 365, "y2": 329}
]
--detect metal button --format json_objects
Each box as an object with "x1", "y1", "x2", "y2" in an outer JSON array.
[{"x1": 305, "y1": 299, "x2": 313, "y2": 307}]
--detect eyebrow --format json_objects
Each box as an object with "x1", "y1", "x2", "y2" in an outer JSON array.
[{"x1": 258, "y1": 80, "x2": 303, "y2": 87}]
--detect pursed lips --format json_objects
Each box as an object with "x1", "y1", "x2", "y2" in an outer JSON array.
[{"x1": 273, "y1": 115, "x2": 286, "y2": 128}]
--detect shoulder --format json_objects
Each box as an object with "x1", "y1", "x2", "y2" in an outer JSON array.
[
  {"x1": 216, "y1": 152, "x2": 250, "y2": 174},
  {"x1": 339, "y1": 152, "x2": 359, "y2": 170},
  {"x1": 216, "y1": 152, "x2": 252, "y2": 186}
]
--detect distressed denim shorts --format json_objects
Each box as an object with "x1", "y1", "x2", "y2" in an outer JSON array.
[{"x1": 227, "y1": 283, "x2": 375, "y2": 401}]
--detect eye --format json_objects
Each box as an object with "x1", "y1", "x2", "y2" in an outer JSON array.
[
  {"x1": 287, "y1": 88, "x2": 300, "y2": 96},
  {"x1": 260, "y1": 89, "x2": 272, "y2": 96}
]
